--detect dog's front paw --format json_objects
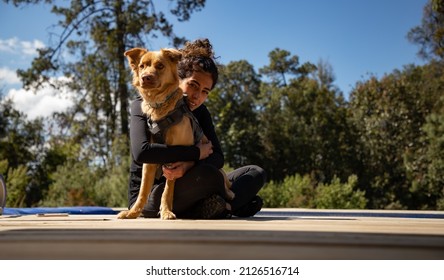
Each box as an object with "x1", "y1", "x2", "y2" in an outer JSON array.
[
  {"x1": 117, "y1": 210, "x2": 140, "y2": 219},
  {"x1": 160, "y1": 210, "x2": 176, "y2": 220}
]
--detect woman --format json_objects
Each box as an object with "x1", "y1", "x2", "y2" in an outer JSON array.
[{"x1": 127, "y1": 38, "x2": 266, "y2": 218}]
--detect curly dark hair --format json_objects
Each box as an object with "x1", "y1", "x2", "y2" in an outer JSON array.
[{"x1": 178, "y1": 38, "x2": 219, "y2": 89}]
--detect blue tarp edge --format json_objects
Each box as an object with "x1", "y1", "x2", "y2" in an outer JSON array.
[{"x1": 3, "y1": 206, "x2": 119, "y2": 215}]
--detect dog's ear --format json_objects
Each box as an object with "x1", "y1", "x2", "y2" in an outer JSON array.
[
  {"x1": 161, "y1": 48, "x2": 182, "y2": 64},
  {"x1": 124, "y1": 48, "x2": 148, "y2": 71}
]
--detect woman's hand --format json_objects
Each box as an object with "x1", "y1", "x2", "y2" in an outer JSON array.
[
  {"x1": 197, "y1": 139, "x2": 213, "y2": 160},
  {"x1": 162, "y1": 161, "x2": 195, "y2": 180}
]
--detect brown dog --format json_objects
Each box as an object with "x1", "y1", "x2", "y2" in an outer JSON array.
[{"x1": 118, "y1": 48, "x2": 233, "y2": 220}]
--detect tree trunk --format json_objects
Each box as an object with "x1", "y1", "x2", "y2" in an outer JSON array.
[{"x1": 115, "y1": 0, "x2": 129, "y2": 138}]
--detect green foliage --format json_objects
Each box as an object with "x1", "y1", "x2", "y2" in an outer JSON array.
[
  {"x1": 0, "y1": 96, "x2": 47, "y2": 206},
  {"x1": 0, "y1": 98, "x2": 44, "y2": 169},
  {"x1": 0, "y1": 160, "x2": 6, "y2": 175},
  {"x1": 0, "y1": 160, "x2": 29, "y2": 208},
  {"x1": 5, "y1": 165, "x2": 29, "y2": 208},
  {"x1": 406, "y1": 111, "x2": 444, "y2": 209},
  {"x1": 349, "y1": 61, "x2": 444, "y2": 209},
  {"x1": 41, "y1": 136, "x2": 130, "y2": 207},
  {"x1": 93, "y1": 136, "x2": 130, "y2": 207},
  {"x1": 259, "y1": 48, "x2": 316, "y2": 87},
  {"x1": 41, "y1": 160, "x2": 98, "y2": 207},
  {"x1": 259, "y1": 174, "x2": 367, "y2": 209},
  {"x1": 207, "y1": 60, "x2": 263, "y2": 168},
  {"x1": 315, "y1": 175, "x2": 367, "y2": 209},
  {"x1": 259, "y1": 174, "x2": 311, "y2": 208},
  {"x1": 254, "y1": 57, "x2": 355, "y2": 183},
  {"x1": 422, "y1": 113, "x2": 444, "y2": 189}
]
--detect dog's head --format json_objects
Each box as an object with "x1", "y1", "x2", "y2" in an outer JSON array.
[{"x1": 125, "y1": 48, "x2": 182, "y2": 100}]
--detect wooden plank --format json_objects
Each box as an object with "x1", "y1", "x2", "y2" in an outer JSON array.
[{"x1": 1, "y1": 209, "x2": 443, "y2": 259}]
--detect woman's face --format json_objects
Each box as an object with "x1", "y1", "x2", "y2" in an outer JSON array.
[{"x1": 179, "y1": 71, "x2": 213, "y2": 111}]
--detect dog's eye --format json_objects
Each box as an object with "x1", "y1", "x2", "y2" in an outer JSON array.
[{"x1": 155, "y1": 63, "x2": 164, "y2": 70}]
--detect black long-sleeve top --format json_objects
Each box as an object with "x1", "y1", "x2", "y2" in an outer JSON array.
[{"x1": 129, "y1": 96, "x2": 224, "y2": 173}]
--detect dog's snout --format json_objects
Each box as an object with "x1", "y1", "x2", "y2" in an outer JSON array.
[
  {"x1": 141, "y1": 74, "x2": 153, "y2": 83},
  {"x1": 140, "y1": 73, "x2": 158, "y2": 87}
]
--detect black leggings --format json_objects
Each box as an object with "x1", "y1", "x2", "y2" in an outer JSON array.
[{"x1": 127, "y1": 164, "x2": 266, "y2": 218}]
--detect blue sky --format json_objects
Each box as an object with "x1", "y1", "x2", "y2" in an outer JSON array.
[{"x1": 0, "y1": 0, "x2": 428, "y2": 118}]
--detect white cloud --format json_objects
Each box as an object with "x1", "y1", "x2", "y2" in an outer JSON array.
[
  {"x1": 0, "y1": 38, "x2": 73, "y2": 120},
  {"x1": 0, "y1": 37, "x2": 45, "y2": 57},
  {"x1": 5, "y1": 79, "x2": 73, "y2": 120},
  {"x1": 0, "y1": 67, "x2": 20, "y2": 85},
  {"x1": 21, "y1": 39, "x2": 45, "y2": 56}
]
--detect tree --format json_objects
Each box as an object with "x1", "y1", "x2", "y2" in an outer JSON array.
[
  {"x1": 256, "y1": 82, "x2": 293, "y2": 179},
  {"x1": 349, "y1": 61, "x2": 444, "y2": 209},
  {"x1": 314, "y1": 58, "x2": 338, "y2": 92},
  {"x1": 408, "y1": 0, "x2": 444, "y2": 60},
  {"x1": 259, "y1": 48, "x2": 316, "y2": 87},
  {"x1": 4, "y1": 0, "x2": 206, "y2": 153},
  {"x1": 2, "y1": 0, "x2": 206, "y2": 206},
  {"x1": 408, "y1": 112, "x2": 444, "y2": 210},
  {"x1": 207, "y1": 60, "x2": 263, "y2": 168},
  {"x1": 0, "y1": 96, "x2": 46, "y2": 206},
  {"x1": 0, "y1": 160, "x2": 28, "y2": 208},
  {"x1": 403, "y1": 60, "x2": 444, "y2": 210},
  {"x1": 257, "y1": 49, "x2": 352, "y2": 182}
]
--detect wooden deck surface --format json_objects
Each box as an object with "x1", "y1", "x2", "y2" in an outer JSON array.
[{"x1": 1, "y1": 208, "x2": 443, "y2": 259}]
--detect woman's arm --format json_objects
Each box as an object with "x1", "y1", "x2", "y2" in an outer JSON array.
[
  {"x1": 193, "y1": 104, "x2": 225, "y2": 169},
  {"x1": 163, "y1": 104, "x2": 224, "y2": 180},
  {"x1": 130, "y1": 98, "x2": 201, "y2": 165}
]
